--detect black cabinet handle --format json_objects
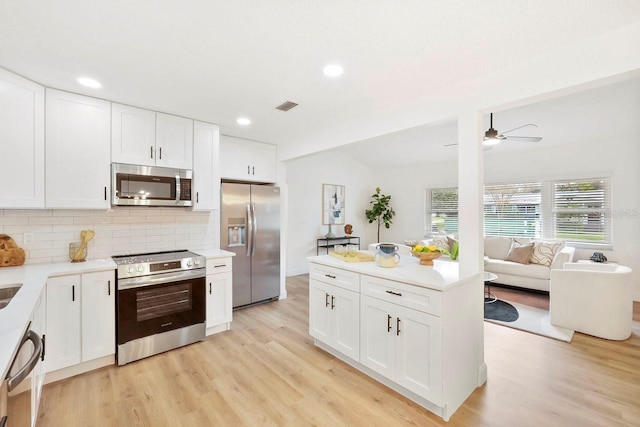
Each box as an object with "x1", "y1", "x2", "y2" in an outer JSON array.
[
  {"x1": 386, "y1": 290, "x2": 402, "y2": 297},
  {"x1": 214, "y1": 264, "x2": 226, "y2": 268},
  {"x1": 252, "y1": 166, "x2": 255, "y2": 175},
  {"x1": 396, "y1": 317, "x2": 401, "y2": 336},
  {"x1": 247, "y1": 165, "x2": 250, "y2": 175},
  {"x1": 72, "y1": 285, "x2": 75, "y2": 302},
  {"x1": 325, "y1": 293, "x2": 330, "y2": 307},
  {"x1": 209, "y1": 283, "x2": 212, "y2": 295},
  {"x1": 331, "y1": 295, "x2": 335, "y2": 310},
  {"x1": 104, "y1": 186, "x2": 107, "y2": 201},
  {"x1": 159, "y1": 147, "x2": 162, "y2": 159},
  {"x1": 196, "y1": 192, "x2": 199, "y2": 203},
  {"x1": 325, "y1": 274, "x2": 336, "y2": 279},
  {"x1": 41, "y1": 334, "x2": 46, "y2": 361},
  {"x1": 150, "y1": 146, "x2": 154, "y2": 159},
  {"x1": 387, "y1": 314, "x2": 392, "y2": 333},
  {"x1": 108, "y1": 280, "x2": 111, "y2": 296}
]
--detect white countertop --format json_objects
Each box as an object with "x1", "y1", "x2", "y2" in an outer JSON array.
[
  {"x1": 193, "y1": 248, "x2": 236, "y2": 259},
  {"x1": 307, "y1": 251, "x2": 461, "y2": 291},
  {"x1": 0, "y1": 259, "x2": 116, "y2": 381}
]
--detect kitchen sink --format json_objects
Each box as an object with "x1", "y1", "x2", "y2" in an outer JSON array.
[{"x1": 0, "y1": 284, "x2": 22, "y2": 309}]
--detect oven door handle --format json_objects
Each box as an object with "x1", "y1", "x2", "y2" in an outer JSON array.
[
  {"x1": 117, "y1": 269, "x2": 205, "y2": 290},
  {"x1": 7, "y1": 329, "x2": 42, "y2": 392}
]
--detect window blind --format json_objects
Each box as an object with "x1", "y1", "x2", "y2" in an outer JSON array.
[
  {"x1": 426, "y1": 188, "x2": 458, "y2": 236},
  {"x1": 484, "y1": 182, "x2": 541, "y2": 237}
]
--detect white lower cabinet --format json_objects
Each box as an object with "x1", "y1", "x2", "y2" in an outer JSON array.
[
  {"x1": 361, "y1": 295, "x2": 442, "y2": 404},
  {"x1": 205, "y1": 257, "x2": 233, "y2": 333},
  {"x1": 46, "y1": 270, "x2": 115, "y2": 372},
  {"x1": 309, "y1": 279, "x2": 360, "y2": 361}
]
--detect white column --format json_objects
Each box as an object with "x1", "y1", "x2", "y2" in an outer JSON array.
[{"x1": 457, "y1": 108, "x2": 486, "y2": 386}]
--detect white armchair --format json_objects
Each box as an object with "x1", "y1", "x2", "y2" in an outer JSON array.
[{"x1": 550, "y1": 262, "x2": 633, "y2": 340}]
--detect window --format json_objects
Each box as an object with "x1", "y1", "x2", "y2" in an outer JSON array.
[
  {"x1": 425, "y1": 176, "x2": 611, "y2": 247},
  {"x1": 550, "y1": 178, "x2": 611, "y2": 244},
  {"x1": 426, "y1": 188, "x2": 458, "y2": 235},
  {"x1": 484, "y1": 182, "x2": 541, "y2": 238}
]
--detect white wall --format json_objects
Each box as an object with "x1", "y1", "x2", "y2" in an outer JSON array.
[
  {"x1": 285, "y1": 150, "x2": 375, "y2": 276},
  {"x1": 0, "y1": 207, "x2": 218, "y2": 263}
]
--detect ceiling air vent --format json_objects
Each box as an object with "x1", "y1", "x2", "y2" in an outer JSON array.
[{"x1": 275, "y1": 101, "x2": 298, "y2": 112}]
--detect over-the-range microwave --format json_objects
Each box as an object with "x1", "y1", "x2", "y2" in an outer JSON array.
[{"x1": 112, "y1": 163, "x2": 193, "y2": 207}]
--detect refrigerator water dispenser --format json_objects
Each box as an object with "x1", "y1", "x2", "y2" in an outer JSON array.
[{"x1": 227, "y1": 218, "x2": 246, "y2": 246}]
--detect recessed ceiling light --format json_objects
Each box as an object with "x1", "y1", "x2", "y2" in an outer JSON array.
[
  {"x1": 236, "y1": 117, "x2": 251, "y2": 126},
  {"x1": 77, "y1": 77, "x2": 102, "y2": 88},
  {"x1": 323, "y1": 64, "x2": 343, "y2": 77}
]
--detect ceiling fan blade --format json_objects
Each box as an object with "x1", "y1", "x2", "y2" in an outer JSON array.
[
  {"x1": 443, "y1": 143, "x2": 458, "y2": 147},
  {"x1": 443, "y1": 142, "x2": 493, "y2": 151},
  {"x1": 504, "y1": 135, "x2": 542, "y2": 142},
  {"x1": 501, "y1": 123, "x2": 539, "y2": 134}
]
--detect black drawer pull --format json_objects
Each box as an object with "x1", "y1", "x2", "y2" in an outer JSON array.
[
  {"x1": 396, "y1": 317, "x2": 401, "y2": 336},
  {"x1": 387, "y1": 314, "x2": 392, "y2": 333},
  {"x1": 214, "y1": 264, "x2": 226, "y2": 268},
  {"x1": 331, "y1": 295, "x2": 335, "y2": 310},
  {"x1": 386, "y1": 290, "x2": 402, "y2": 297},
  {"x1": 325, "y1": 274, "x2": 336, "y2": 279}
]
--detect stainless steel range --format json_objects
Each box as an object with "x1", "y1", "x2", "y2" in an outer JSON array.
[{"x1": 113, "y1": 250, "x2": 206, "y2": 366}]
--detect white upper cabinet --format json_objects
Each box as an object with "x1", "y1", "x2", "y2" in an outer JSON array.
[
  {"x1": 192, "y1": 121, "x2": 220, "y2": 211},
  {"x1": 220, "y1": 135, "x2": 277, "y2": 183},
  {"x1": 112, "y1": 106, "x2": 193, "y2": 170},
  {"x1": 0, "y1": 68, "x2": 45, "y2": 208},
  {"x1": 156, "y1": 112, "x2": 193, "y2": 169},
  {"x1": 111, "y1": 103, "x2": 156, "y2": 166},
  {"x1": 45, "y1": 89, "x2": 111, "y2": 209}
]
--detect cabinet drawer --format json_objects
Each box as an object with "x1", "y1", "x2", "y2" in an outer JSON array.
[
  {"x1": 206, "y1": 257, "x2": 232, "y2": 274},
  {"x1": 310, "y1": 263, "x2": 359, "y2": 292},
  {"x1": 361, "y1": 274, "x2": 442, "y2": 317}
]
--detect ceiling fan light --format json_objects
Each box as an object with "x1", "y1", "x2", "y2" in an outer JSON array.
[{"x1": 483, "y1": 137, "x2": 501, "y2": 146}]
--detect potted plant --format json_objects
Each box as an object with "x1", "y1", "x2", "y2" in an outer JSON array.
[{"x1": 365, "y1": 187, "x2": 396, "y2": 242}]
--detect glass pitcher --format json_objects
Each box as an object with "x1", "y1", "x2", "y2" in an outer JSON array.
[{"x1": 374, "y1": 243, "x2": 400, "y2": 268}]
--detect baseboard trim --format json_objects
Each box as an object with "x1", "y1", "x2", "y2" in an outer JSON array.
[{"x1": 45, "y1": 355, "x2": 114, "y2": 386}]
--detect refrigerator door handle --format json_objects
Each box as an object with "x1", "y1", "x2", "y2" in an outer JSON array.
[
  {"x1": 251, "y1": 202, "x2": 257, "y2": 256},
  {"x1": 246, "y1": 202, "x2": 253, "y2": 256}
]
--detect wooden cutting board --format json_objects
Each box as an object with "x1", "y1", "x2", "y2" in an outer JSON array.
[{"x1": 329, "y1": 251, "x2": 374, "y2": 263}]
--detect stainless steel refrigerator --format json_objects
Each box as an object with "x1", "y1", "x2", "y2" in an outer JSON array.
[{"x1": 221, "y1": 182, "x2": 281, "y2": 308}]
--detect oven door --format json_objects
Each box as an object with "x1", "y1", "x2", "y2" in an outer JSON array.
[{"x1": 117, "y1": 269, "x2": 205, "y2": 345}]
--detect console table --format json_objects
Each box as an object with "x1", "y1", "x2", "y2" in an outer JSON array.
[{"x1": 316, "y1": 236, "x2": 360, "y2": 255}]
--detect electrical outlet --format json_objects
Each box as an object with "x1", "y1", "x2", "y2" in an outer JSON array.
[{"x1": 24, "y1": 233, "x2": 35, "y2": 244}]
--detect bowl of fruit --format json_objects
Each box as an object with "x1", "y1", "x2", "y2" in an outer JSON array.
[{"x1": 411, "y1": 244, "x2": 442, "y2": 266}]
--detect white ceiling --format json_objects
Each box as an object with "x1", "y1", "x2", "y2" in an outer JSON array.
[
  {"x1": 335, "y1": 77, "x2": 640, "y2": 169},
  {"x1": 1, "y1": 1, "x2": 639, "y2": 158}
]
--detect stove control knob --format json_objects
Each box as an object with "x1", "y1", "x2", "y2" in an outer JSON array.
[
  {"x1": 127, "y1": 267, "x2": 133, "y2": 273},
  {"x1": 187, "y1": 260, "x2": 193, "y2": 267},
  {"x1": 194, "y1": 259, "x2": 201, "y2": 265},
  {"x1": 137, "y1": 265, "x2": 144, "y2": 272}
]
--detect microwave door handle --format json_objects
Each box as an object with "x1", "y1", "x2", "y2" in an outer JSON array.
[
  {"x1": 246, "y1": 202, "x2": 253, "y2": 257},
  {"x1": 175, "y1": 174, "x2": 181, "y2": 205}
]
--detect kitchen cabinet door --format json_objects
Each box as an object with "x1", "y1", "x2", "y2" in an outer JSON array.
[
  {"x1": 30, "y1": 289, "x2": 46, "y2": 424},
  {"x1": 360, "y1": 295, "x2": 396, "y2": 379},
  {"x1": 111, "y1": 103, "x2": 156, "y2": 166},
  {"x1": 155, "y1": 112, "x2": 193, "y2": 169},
  {"x1": 0, "y1": 68, "x2": 45, "y2": 208},
  {"x1": 309, "y1": 280, "x2": 332, "y2": 344},
  {"x1": 45, "y1": 89, "x2": 111, "y2": 209},
  {"x1": 46, "y1": 275, "x2": 82, "y2": 372},
  {"x1": 220, "y1": 135, "x2": 277, "y2": 183},
  {"x1": 331, "y1": 284, "x2": 360, "y2": 361},
  {"x1": 81, "y1": 270, "x2": 115, "y2": 362},
  {"x1": 206, "y1": 271, "x2": 232, "y2": 328},
  {"x1": 193, "y1": 121, "x2": 220, "y2": 211},
  {"x1": 395, "y1": 305, "x2": 442, "y2": 404}
]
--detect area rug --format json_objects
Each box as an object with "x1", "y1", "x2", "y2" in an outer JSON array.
[
  {"x1": 484, "y1": 299, "x2": 519, "y2": 322},
  {"x1": 484, "y1": 299, "x2": 575, "y2": 342}
]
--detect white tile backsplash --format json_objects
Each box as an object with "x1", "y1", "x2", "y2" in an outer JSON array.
[{"x1": 0, "y1": 207, "x2": 219, "y2": 264}]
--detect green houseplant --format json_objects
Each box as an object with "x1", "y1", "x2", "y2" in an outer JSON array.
[{"x1": 365, "y1": 187, "x2": 396, "y2": 242}]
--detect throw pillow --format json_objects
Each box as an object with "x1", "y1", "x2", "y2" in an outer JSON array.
[
  {"x1": 432, "y1": 236, "x2": 451, "y2": 252},
  {"x1": 505, "y1": 243, "x2": 534, "y2": 264},
  {"x1": 530, "y1": 241, "x2": 564, "y2": 267}
]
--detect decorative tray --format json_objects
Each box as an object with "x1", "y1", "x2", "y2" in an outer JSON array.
[{"x1": 329, "y1": 251, "x2": 374, "y2": 263}]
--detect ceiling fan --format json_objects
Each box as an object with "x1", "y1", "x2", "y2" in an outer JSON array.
[{"x1": 444, "y1": 113, "x2": 543, "y2": 149}]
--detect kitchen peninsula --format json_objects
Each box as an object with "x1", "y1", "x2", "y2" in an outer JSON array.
[{"x1": 308, "y1": 253, "x2": 484, "y2": 421}]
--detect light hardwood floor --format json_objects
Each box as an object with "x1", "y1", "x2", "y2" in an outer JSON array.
[{"x1": 24, "y1": 275, "x2": 640, "y2": 426}]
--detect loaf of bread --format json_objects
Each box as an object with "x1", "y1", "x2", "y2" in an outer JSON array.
[{"x1": 0, "y1": 234, "x2": 26, "y2": 267}]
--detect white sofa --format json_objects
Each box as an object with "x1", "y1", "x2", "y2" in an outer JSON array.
[
  {"x1": 550, "y1": 262, "x2": 633, "y2": 340},
  {"x1": 483, "y1": 236, "x2": 575, "y2": 292}
]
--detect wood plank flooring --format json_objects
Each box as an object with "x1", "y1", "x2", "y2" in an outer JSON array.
[{"x1": 28, "y1": 275, "x2": 640, "y2": 426}]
